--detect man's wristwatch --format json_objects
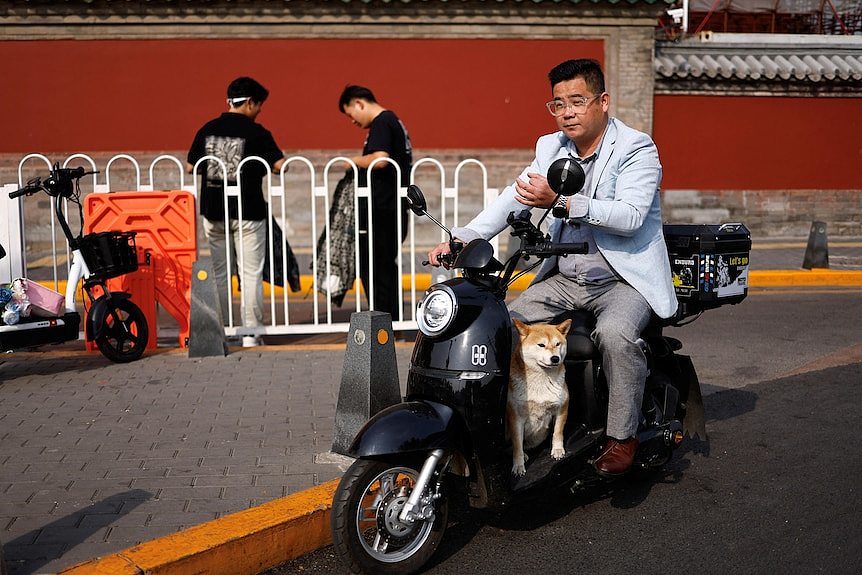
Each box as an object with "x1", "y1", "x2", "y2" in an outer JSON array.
[{"x1": 552, "y1": 196, "x2": 568, "y2": 218}]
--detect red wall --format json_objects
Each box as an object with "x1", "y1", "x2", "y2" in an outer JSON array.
[
  {"x1": 654, "y1": 95, "x2": 862, "y2": 190},
  {"x1": 8, "y1": 39, "x2": 858, "y2": 191},
  {"x1": 0, "y1": 38, "x2": 603, "y2": 153}
]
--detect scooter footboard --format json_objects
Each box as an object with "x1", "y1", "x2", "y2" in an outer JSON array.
[
  {"x1": 347, "y1": 400, "x2": 472, "y2": 459},
  {"x1": 564, "y1": 358, "x2": 606, "y2": 430},
  {"x1": 0, "y1": 312, "x2": 80, "y2": 351}
]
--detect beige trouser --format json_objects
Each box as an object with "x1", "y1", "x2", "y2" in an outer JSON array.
[{"x1": 203, "y1": 217, "x2": 266, "y2": 329}]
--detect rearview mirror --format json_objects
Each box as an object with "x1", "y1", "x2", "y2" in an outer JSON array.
[
  {"x1": 547, "y1": 158, "x2": 586, "y2": 197},
  {"x1": 405, "y1": 184, "x2": 453, "y2": 242},
  {"x1": 406, "y1": 184, "x2": 428, "y2": 215}
]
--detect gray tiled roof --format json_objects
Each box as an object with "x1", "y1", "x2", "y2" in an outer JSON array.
[
  {"x1": 656, "y1": 33, "x2": 862, "y2": 83},
  {"x1": 14, "y1": 0, "x2": 676, "y2": 4}
]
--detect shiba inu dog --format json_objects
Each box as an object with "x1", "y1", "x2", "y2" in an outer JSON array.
[{"x1": 507, "y1": 318, "x2": 572, "y2": 477}]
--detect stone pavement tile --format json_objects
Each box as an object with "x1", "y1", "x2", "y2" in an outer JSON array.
[
  {"x1": 220, "y1": 485, "x2": 287, "y2": 500},
  {"x1": 246, "y1": 464, "x2": 287, "y2": 476},
  {"x1": 190, "y1": 474, "x2": 256, "y2": 487},
  {"x1": 103, "y1": 466, "x2": 173, "y2": 479},
  {"x1": 185, "y1": 498, "x2": 254, "y2": 516},
  {"x1": 162, "y1": 466, "x2": 229, "y2": 479},
  {"x1": 3, "y1": 481, "x2": 72, "y2": 500},
  {"x1": 198, "y1": 454, "x2": 277, "y2": 466},
  {"x1": 0, "y1": 502, "x2": 63, "y2": 517},
  {"x1": 129, "y1": 476, "x2": 196, "y2": 489},
  {"x1": 102, "y1": 524, "x2": 179, "y2": 545},
  {"x1": 253, "y1": 473, "x2": 324, "y2": 493},
  {"x1": 152, "y1": 486, "x2": 223, "y2": 500},
  {"x1": 2, "y1": 542, "x2": 66, "y2": 575},
  {"x1": 2, "y1": 514, "x2": 80, "y2": 534},
  {"x1": 55, "y1": 451, "x2": 124, "y2": 464},
  {"x1": 144, "y1": 511, "x2": 218, "y2": 526},
  {"x1": 75, "y1": 511, "x2": 151, "y2": 530}
]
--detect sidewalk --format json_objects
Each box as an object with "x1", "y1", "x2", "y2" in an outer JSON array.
[
  {"x1": 0, "y1": 344, "x2": 415, "y2": 574},
  {"x1": 1, "y1": 239, "x2": 861, "y2": 575}
]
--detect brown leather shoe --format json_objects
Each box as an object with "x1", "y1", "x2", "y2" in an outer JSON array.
[{"x1": 593, "y1": 437, "x2": 639, "y2": 476}]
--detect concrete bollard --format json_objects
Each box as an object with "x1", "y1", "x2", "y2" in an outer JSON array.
[
  {"x1": 331, "y1": 311, "x2": 401, "y2": 455},
  {"x1": 188, "y1": 259, "x2": 228, "y2": 357},
  {"x1": 802, "y1": 221, "x2": 829, "y2": 270}
]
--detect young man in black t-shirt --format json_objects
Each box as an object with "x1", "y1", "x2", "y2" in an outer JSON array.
[
  {"x1": 187, "y1": 77, "x2": 285, "y2": 347},
  {"x1": 339, "y1": 85, "x2": 413, "y2": 319}
]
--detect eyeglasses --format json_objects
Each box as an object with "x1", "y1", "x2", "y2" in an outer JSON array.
[{"x1": 545, "y1": 94, "x2": 603, "y2": 117}]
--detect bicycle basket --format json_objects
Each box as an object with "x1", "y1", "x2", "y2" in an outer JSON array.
[{"x1": 78, "y1": 231, "x2": 139, "y2": 280}]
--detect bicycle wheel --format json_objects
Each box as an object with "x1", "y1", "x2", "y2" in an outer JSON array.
[{"x1": 95, "y1": 299, "x2": 148, "y2": 363}]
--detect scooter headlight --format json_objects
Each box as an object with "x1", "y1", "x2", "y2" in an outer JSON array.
[{"x1": 417, "y1": 286, "x2": 457, "y2": 336}]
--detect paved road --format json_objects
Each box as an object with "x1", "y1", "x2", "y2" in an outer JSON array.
[{"x1": 267, "y1": 287, "x2": 862, "y2": 575}]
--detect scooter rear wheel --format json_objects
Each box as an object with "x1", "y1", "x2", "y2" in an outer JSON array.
[
  {"x1": 331, "y1": 458, "x2": 448, "y2": 575},
  {"x1": 95, "y1": 299, "x2": 148, "y2": 363}
]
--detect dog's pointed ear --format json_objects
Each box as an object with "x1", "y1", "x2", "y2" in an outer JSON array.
[
  {"x1": 556, "y1": 318, "x2": 572, "y2": 336},
  {"x1": 512, "y1": 318, "x2": 529, "y2": 336}
]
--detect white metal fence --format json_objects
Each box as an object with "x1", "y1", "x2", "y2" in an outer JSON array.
[{"x1": 1, "y1": 153, "x2": 501, "y2": 338}]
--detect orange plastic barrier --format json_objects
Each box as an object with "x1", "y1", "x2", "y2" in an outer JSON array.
[{"x1": 84, "y1": 191, "x2": 196, "y2": 350}]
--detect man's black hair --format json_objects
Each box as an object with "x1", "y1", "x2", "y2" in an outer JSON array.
[
  {"x1": 548, "y1": 59, "x2": 606, "y2": 95},
  {"x1": 338, "y1": 85, "x2": 377, "y2": 112},
  {"x1": 227, "y1": 77, "x2": 269, "y2": 105}
]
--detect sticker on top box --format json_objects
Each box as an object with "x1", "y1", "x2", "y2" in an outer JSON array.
[
  {"x1": 672, "y1": 253, "x2": 749, "y2": 298},
  {"x1": 671, "y1": 256, "x2": 698, "y2": 297},
  {"x1": 699, "y1": 253, "x2": 749, "y2": 298}
]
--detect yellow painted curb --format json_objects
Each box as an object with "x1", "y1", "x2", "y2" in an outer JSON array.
[
  {"x1": 749, "y1": 269, "x2": 862, "y2": 287},
  {"x1": 33, "y1": 269, "x2": 862, "y2": 300},
  {"x1": 59, "y1": 479, "x2": 340, "y2": 575}
]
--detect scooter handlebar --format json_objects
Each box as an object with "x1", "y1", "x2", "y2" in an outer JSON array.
[
  {"x1": 523, "y1": 241, "x2": 589, "y2": 257},
  {"x1": 422, "y1": 240, "x2": 462, "y2": 268},
  {"x1": 421, "y1": 252, "x2": 456, "y2": 268}
]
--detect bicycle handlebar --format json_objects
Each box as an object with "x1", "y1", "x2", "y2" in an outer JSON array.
[
  {"x1": 9, "y1": 181, "x2": 43, "y2": 199},
  {"x1": 8, "y1": 167, "x2": 98, "y2": 200}
]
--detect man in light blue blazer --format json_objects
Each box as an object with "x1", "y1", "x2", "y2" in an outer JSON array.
[{"x1": 428, "y1": 59, "x2": 678, "y2": 476}]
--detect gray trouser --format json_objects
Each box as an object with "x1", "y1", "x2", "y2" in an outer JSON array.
[{"x1": 508, "y1": 274, "x2": 652, "y2": 439}]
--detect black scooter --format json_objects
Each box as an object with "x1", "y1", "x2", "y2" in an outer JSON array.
[
  {"x1": 330, "y1": 160, "x2": 718, "y2": 575},
  {"x1": 1, "y1": 165, "x2": 148, "y2": 362}
]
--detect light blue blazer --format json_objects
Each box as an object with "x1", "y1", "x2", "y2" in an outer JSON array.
[{"x1": 452, "y1": 118, "x2": 678, "y2": 319}]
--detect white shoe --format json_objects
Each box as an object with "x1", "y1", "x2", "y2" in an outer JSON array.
[{"x1": 242, "y1": 336, "x2": 260, "y2": 348}]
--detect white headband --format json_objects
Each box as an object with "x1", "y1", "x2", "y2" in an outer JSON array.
[{"x1": 227, "y1": 97, "x2": 250, "y2": 106}]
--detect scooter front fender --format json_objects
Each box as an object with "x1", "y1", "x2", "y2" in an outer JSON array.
[
  {"x1": 85, "y1": 292, "x2": 132, "y2": 341},
  {"x1": 348, "y1": 400, "x2": 472, "y2": 459}
]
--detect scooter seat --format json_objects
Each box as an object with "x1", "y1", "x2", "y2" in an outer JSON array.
[
  {"x1": 559, "y1": 308, "x2": 679, "y2": 361},
  {"x1": 563, "y1": 309, "x2": 598, "y2": 360}
]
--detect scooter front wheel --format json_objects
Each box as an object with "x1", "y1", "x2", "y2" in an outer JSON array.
[
  {"x1": 95, "y1": 299, "x2": 148, "y2": 363},
  {"x1": 332, "y1": 458, "x2": 448, "y2": 575}
]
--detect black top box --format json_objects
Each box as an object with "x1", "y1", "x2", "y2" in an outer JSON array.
[{"x1": 663, "y1": 223, "x2": 751, "y2": 317}]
